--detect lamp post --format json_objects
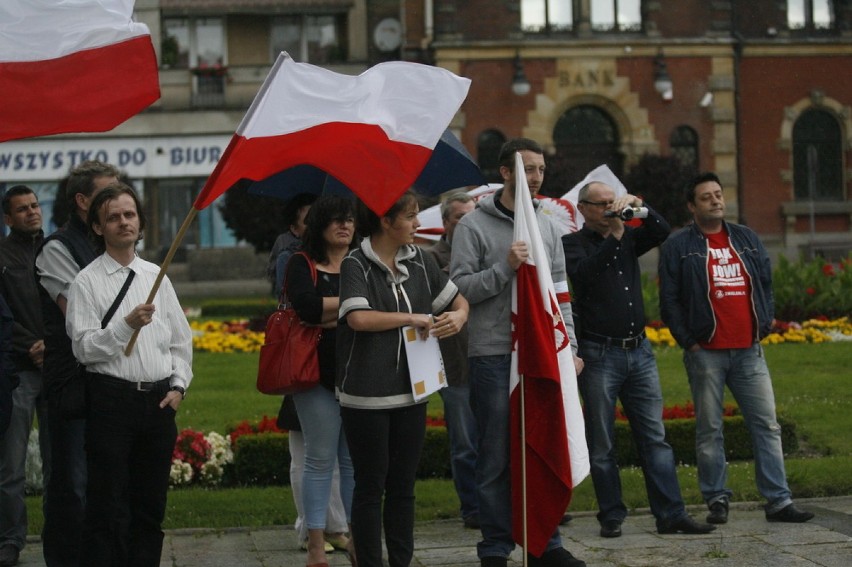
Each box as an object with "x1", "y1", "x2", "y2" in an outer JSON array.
[
  {"x1": 512, "y1": 52, "x2": 531, "y2": 96},
  {"x1": 653, "y1": 50, "x2": 673, "y2": 101}
]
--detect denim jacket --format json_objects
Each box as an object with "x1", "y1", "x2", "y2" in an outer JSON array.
[{"x1": 659, "y1": 221, "x2": 774, "y2": 350}]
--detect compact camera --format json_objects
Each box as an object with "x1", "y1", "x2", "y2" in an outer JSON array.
[{"x1": 603, "y1": 206, "x2": 649, "y2": 221}]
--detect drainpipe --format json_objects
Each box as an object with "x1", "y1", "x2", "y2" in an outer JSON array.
[{"x1": 731, "y1": 4, "x2": 745, "y2": 224}]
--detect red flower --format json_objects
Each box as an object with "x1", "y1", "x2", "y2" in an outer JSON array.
[
  {"x1": 805, "y1": 287, "x2": 816, "y2": 296},
  {"x1": 822, "y1": 264, "x2": 835, "y2": 277}
]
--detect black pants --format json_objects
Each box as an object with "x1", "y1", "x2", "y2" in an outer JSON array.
[
  {"x1": 80, "y1": 377, "x2": 176, "y2": 567},
  {"x1": 42, "y1": 398, "x2": 87, "y2": 567},
  {"x1": 341, "y1": 403, "x2": 427, "y2": 567}
]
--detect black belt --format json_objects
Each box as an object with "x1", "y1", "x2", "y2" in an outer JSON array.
[
  {"x1": 581, "y1": 330, "x2": 646, "y2": 350},
  {"x1": 89, "y1": 373, "x2": 170, "y2": 394}
]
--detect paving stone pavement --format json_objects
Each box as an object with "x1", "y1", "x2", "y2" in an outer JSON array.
[{"x1": 17, "y1": 496, "x2": 851, "y2": 566}]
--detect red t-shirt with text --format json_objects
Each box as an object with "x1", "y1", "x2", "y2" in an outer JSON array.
[{"x1": 700, "y1": 229, "x2": 754, "y2": 349}]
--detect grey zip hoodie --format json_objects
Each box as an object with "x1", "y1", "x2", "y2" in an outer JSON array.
[{"x1": 450, "y1": 191, "x2": 577, "y2": 357}]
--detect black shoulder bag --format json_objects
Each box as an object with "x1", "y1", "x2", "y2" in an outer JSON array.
[{"x1": 58, "y1": 270, "x2": 135, "y2": 420}]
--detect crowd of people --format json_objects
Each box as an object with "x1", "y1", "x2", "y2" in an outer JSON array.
[{"x1": 0, "y1": 139, "x2": 813, "y2": 567}]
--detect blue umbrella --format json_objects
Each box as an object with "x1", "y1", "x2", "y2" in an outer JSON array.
[{"x1": 247, "y1": 128, "x2": 485, "y2": 201}]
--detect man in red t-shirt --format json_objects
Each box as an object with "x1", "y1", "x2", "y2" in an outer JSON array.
[{"x1": 659, "y1": 172, "x2": 814, "y2": 526}]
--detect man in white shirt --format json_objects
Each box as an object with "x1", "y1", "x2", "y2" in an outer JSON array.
[
  {"x1": 66, "y1": 183, "x2": 192, "y2": 567},
  {"x1": 36, "y1": 159, "x2": 119, "y2": 567}
]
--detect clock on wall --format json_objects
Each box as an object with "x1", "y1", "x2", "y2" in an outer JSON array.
[{"x1": 373, "y1": 18, "x2": 402, "y2": 52}]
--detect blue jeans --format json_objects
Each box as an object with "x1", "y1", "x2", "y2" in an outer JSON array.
[
  {"x1": 293, "y1": 386, "x2": 353, "y2": 530},
  {"x1": 469, "y1": 355, "x2": 563, "y2": 559},
  {"x1": 42, "y1": 399, "x2": 87, "y2": 567},
  {"x1": 438, "y1": 385, "x2": 479, "y2": 520},
  {"x1": 684, "y1": 345, "x2": 792, "y2": 513},
  {"x1": 577, "y1": 339, "x2": 686, "y2": 525},
  {"x1": 0, "y1": 369, "x2": 50, "y2": 551}
]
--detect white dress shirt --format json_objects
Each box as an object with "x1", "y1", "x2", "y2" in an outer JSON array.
[{"x1": 66, "y1": 253, "x2": 193, "y2": 389}]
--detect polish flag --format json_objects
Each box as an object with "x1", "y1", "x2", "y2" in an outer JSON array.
[
  {"x1": 510, "y1": 152, "x2": 589, "y2": 556},
  {"x1": 0, "y1": 0, "x2": 160, "y2": 143},
  {"x1": 192, "y1": 52, "x2": 471, "y2": 215}
]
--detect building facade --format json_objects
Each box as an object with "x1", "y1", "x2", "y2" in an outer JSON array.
[
  {"x1": 1, "y1": 0, "x2": 850, "y2": 261},
  {"x1": 421, "y1": 0, "x2": 852, "y2": 260}
]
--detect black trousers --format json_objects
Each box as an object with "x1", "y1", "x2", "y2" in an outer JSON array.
[
  {"x1": 42, "y1": 398, "x2": 87, "y2": 567},
  {"x1": 341, "y1": 403, "x2": 427, "y2": 567},
  {"x1": 80, "y1": 377, "x2": 176, "y2": 567}
]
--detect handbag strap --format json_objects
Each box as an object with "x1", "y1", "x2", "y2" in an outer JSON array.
[
  {"x1": 280, "y1": 251, "x2": 317, "y2": 307},
  {"x1": 101, "y1": 269, "x2": 135, "y2": 329}
]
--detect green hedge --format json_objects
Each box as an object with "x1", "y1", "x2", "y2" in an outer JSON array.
[
  {"x1": 614, "y1": 415, "x2": 798, "y2": 466},
  {"x1": 192, "y1": 297, "x2": 276, "y2": 319},
  {"x1": 229, "y1": 416, "x2": 798, "y2": 486}
]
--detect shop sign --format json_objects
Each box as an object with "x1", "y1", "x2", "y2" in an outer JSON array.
[{"x1": 0, "y1": 135, "x2": 231, "y2": 181}]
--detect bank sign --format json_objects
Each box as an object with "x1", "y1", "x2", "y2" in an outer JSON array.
[{"x1": 0, "y1": 136, "x2": 231, "y2": 182}]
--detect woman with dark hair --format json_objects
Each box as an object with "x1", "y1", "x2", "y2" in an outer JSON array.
[
  {"x1": 337, "y1": 191, "x2": 468, "y2": 567},
  {"x1": 286, "y1": 196, "x2": 357, "y2": 567}
]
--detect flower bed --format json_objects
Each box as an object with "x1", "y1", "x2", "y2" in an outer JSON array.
[
  {"x1": 171, "y1": 403, "x2": 797, "y2": 487},
  {"x1": 190, "y1": 317, "x2": 852, "y2": 353}
]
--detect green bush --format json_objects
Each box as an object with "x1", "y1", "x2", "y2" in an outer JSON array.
[
  {"x1": 232, "y1": 432, "x2": 290, "y2": 486},
  {"x1": 417, "y1": 427, "x2": 452, "y2": 479},
  {"x1": 194, "y1": 297, "x2": 276, "y2": 319},
  {"x1": 228, "y1": 415, "x2": 798, "y2": 485},
  {"x1": 772, "y1": 255, "x2": 852, "y2": 321},
  {"x1": 614, "y1": 415, "x2": 798, "y2": 466}
]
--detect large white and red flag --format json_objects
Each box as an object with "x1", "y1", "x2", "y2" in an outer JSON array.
[
  {"x1": 510, "y1": 153, "x2": 589, "y2": 556},
  {"x1": 0, "y1": 0, "x2": 160, "y2": 143},
  {"x1": 193, "y1": 52, "x2": 471, "y2": 215}
]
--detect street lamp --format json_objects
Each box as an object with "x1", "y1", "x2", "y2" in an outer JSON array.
[
  {"x1": 653, "y1": 50, "x2": 673, "y2": 101},
  {"x1": 512, "y1": 52, "x2": 531, "y2": 96}
]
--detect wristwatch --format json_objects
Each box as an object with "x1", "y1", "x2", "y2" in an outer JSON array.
[{"x1": 170, "y1": 385, "x2": 186, "y2": 399}]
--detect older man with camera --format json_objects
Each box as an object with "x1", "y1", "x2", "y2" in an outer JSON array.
[{"x1": 562, "y1": 181, "x2": 714, "y2": 539}]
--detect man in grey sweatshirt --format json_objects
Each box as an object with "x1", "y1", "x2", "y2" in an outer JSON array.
[{"x1": 450, "y1": 138, "x2": 584, "y2": 567}]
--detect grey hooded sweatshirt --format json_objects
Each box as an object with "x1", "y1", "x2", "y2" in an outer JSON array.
[{"x1": 450, "y1": 191, "x2": 577, "y2": 358}]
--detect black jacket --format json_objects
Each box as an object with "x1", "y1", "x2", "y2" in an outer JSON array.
[
  {"x1": 0, "y1": 228, "x2": 45, "y2": 372},
  {"x1": 659, "y1": 221, "x2": 774, "y2": 350}
]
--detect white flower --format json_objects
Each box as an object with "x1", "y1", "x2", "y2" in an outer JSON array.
[{"x1": 170, "y1": 460, "x2": 194, "y2": 486}]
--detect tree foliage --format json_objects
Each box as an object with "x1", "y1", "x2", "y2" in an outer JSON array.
[
  {"x1": 218, "y1": 181, "x2": 289, "y2": 252},
  {"x1": 624, "y1": 153, "x2": 696, "y2": 229}
]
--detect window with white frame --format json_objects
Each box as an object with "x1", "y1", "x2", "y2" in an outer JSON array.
[
  {"x1": 591, "y1": 0, "x2": 642, "y2": 32},
  {"x1": 271, "y1": 15, "x2": 345, "y2": 64},
  {"x1": 161, "y1": 17, "x2": 226, "y2": 70},
  {"x1": 162, "y1": 17, "x2": 226, "y2": 104},
  {"x1": 521, "y1": 0, "x2": 573, "y2": 33},
  {"x1": 788, "y1": 0, "x2": 835, "y2": 32}
]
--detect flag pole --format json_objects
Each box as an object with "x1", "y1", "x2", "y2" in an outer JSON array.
[
  {"x1": 521, "y1": 372, "x2": 529, "y2": 567},
  {"x1": 123, "y1": 207, "x2": 199, "y2": 356}
]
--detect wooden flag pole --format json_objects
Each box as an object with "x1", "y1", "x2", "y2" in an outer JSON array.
[
  {"x1": 521, "y1": 372, "x2": 528, "y2": 567},
  {"x1": 123, "y1": 207, "x2": 199, "y2": 356}
]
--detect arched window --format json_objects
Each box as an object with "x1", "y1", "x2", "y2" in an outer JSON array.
[
  {"x1": 670, "y1": 125, "x2": 699, "y2": 171},
  {"x1": 477, "y1": 129, "x2": 506, "y2": 183},
  {"x1": 792, "y1": 108, "x2": 843, "y2": 201},
  {"x1": 547, "y1": 105, "x2": 623, "y2": 196}
]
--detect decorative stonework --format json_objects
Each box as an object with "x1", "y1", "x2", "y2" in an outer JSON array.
[
  {"x1": 520, "y1": 58, "x2": 658, "y2": 169},
  {"x1": 778, "y1": 95, "x2": 852, "y2": 180}
]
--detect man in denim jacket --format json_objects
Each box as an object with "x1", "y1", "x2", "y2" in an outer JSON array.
[{"x1": 659, "y1": 172, "x2": 814, "y2": 525}]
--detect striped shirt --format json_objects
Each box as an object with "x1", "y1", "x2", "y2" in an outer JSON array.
[{"x1": 66, "y1": 253, "x2": 192, "y2": 390}]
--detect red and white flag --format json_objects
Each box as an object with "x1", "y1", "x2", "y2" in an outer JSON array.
[
  {"x1": 0, "y1": 0, "x2": 160, "y2": 143},
  {"x1": 193, "y1": 52, "x2": 471, "y2": 215},
  {"x1": 510, "y1": 153, "x2": 589, "y2": 556}
]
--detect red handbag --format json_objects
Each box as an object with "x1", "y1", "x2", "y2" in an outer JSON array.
[{"x1": 256, "y1": 252, "x2": 322, "y2": 395}]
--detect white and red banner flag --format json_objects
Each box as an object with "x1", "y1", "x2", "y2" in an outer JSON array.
[
  {"x1": 193, "y1": 52, "x2": 471, "y2": 215},
  {"x1": 510, "y1": 152, "x2": 589, "y2": 556},
  {"x1": 0, "y1": 0, "x2": 160, "y2": 143}
]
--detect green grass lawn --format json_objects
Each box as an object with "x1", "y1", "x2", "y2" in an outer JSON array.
[{"x1": 26, "y1": 342, "x2": 852, "y2": 533}]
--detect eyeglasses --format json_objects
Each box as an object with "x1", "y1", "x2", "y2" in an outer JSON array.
[{"x1": 580, "y1": 200, "x2": 614, "y2": 208}]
